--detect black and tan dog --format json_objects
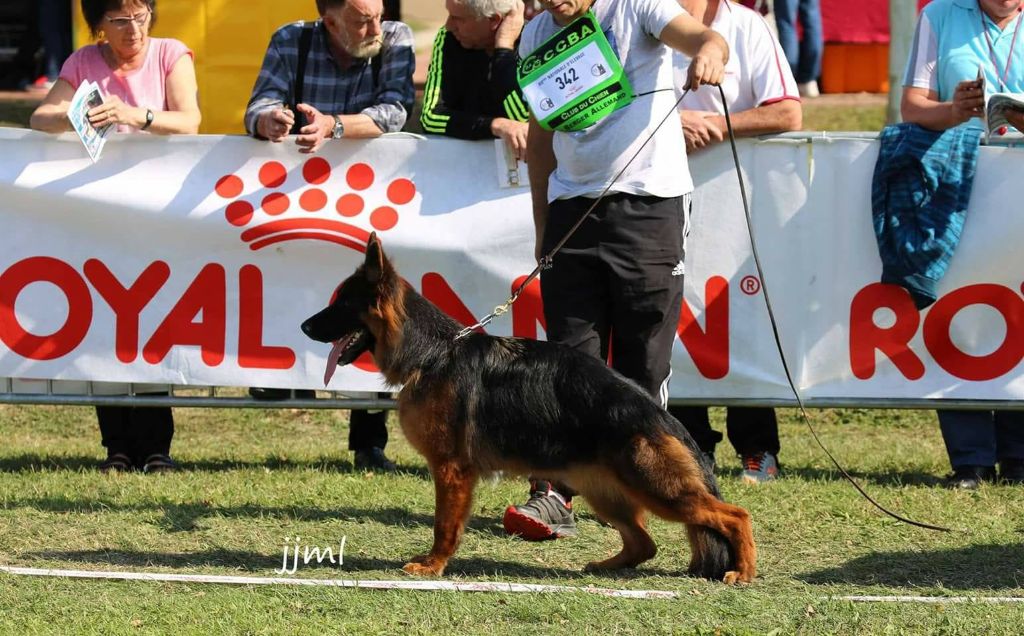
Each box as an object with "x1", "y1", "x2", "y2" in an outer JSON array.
[{"x1": 301, "y1": 234, "x2": 757, "y2": 584}]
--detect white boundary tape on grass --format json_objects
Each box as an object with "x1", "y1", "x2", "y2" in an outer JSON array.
[
  {"x1": 0, "y1": 566, "x2": 679, "y2": 600},
  {"x1": 838, "y1": 595, "x2": 1024, "y2": 604}
]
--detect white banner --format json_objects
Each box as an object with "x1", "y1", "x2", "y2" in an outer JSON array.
[{"x1": 1, "y1": 129, "x2": 1023, "y2": 401}]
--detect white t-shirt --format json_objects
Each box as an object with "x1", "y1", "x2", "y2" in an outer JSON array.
[
  {"x1": 519, "y1": 0, "x2": 692, "y2": 201},
  {"x1": 674, "y1": 1, "x2": 797, "y2": 114}
]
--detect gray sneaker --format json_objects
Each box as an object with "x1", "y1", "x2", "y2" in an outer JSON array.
[
  {"x1": 503, "y1": 484, "x2": 577, "y2": 540},
  {"x1": 740, "y1": 452, "x2": 779, "y2": 484}
]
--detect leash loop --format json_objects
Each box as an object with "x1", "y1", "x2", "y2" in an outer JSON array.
[{"x1": 718, "y1": 86, "x2": 951, "y2": 533}]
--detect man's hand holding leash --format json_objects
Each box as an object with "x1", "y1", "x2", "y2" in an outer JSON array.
[{"x1": 684, "y1": 46, "x2": 727, "y2": 90}]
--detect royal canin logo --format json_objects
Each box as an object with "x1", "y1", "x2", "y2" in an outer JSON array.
[{"x1": 214, "y1": 158, "x2": 416, "y2": 251}]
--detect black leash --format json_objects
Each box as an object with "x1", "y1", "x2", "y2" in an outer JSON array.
[
  {"x1": 455, "y1": 88, "x2": 693, "y2": 339},
  {"x1": 719, "y1": 89, "x2": 951, "y2": 533}
]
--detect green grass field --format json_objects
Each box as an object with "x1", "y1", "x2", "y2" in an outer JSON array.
[{"x1": 1, "y1": 404, "x2": 1022, "y2": 634}]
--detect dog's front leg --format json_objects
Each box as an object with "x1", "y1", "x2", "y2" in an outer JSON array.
[{"x1": 403, "y1": 460, "x2": 477, "y2": 577}]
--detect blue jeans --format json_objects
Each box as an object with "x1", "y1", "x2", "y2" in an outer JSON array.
[
  {"x1": 937, "y1": 410, "x2": 1024, "y2": 469},
  {"x1": 774, "y1": 0, "x2": 823, "y2": 84},
  {"x1": 38, "y1": 0, "x2": 72, "y2": 81}
]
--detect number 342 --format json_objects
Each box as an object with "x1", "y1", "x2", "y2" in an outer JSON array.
[{"x1": 554, "y1": 68, "x2": 579, "y2": 90}]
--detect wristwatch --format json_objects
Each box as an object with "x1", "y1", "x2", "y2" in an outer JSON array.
[{"x1": 331, "y1": 114, "x2": 344, "y2": 139}]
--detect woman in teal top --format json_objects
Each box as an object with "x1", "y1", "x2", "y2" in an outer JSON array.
[
  {"x1": 900, "y1": 0, "x2": 1024, "y2": 489},
  {"x1": 903, "y1": 0, "x2": 1024, "y2": 131}
]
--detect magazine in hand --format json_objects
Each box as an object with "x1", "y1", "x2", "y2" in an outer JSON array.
[
  {"x1": 67, "y1": 80, "x2": 113, "y2": 162},
  {"x1": 978, "y1": 66, "x2": 1024, "y2": 143}
]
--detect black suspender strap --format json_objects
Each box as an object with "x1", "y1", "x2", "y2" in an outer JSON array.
[
  {"x1": 371, "y1": 52, "x2": 382, "y2": 87},
  {"x1": 291, "y1": 22, "x2": 315, "y2": 134}
]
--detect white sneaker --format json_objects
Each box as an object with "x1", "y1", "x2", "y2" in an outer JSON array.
[{"x1": 797, "y1": 81, "x2": 820, "y2": 98}]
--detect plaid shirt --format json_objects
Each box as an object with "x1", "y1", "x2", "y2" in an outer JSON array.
[{"x1": 245, "y1": 20, "x2": 415, "y2": 136}]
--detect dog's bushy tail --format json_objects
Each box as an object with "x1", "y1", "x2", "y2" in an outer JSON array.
[
  {"x1": 688, "y1": 519, "x2": 735, "y2": 580},
  {"x1": 688, "y1": 455, "x2": 735, "y2": 580},
  {"x1": 663, "y1": 418, "x2": 736, "y2": 581}
]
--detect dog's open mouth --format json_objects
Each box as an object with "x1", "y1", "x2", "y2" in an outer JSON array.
[{"x1": 324, "y1": 328, "x2": 370, "y2": 385}]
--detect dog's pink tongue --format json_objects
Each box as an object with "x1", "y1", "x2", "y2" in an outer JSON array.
[{"x1": 323, "y1": 338, "x2": 347, "y2": 386}]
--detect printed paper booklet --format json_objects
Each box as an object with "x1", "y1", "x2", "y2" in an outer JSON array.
[
  {"x1": 67, "y1": 80, "x2": 112, "y2": 162},
  {"x1": 978, "y1": 66, "x2": 1024, "y2": 143}
]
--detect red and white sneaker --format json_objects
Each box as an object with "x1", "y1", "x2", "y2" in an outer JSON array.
[
  {"x1": 28, "y1": 75, "x2": 55, "y2": 92},
  {"x1": 503, "y1": 483, "x2": 577, "y2": 540},
  {"x1": 740, "y1": 452, "x2": 779, "y2": 484}
]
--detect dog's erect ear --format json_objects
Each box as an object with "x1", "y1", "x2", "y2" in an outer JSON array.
[{"x1": 364, "y1": 232, "x2": 385, "y2": 285}]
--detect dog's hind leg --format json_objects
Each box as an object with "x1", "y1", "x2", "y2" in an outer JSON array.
[
  {"x1": 403, "y1": 459, "x2": 478, "y2": 577},
  {"x1": 579, "y1": 489, "x2": 656, "y2": 572}
]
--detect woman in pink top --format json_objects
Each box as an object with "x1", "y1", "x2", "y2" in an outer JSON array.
[
  {"x1": 30, "y1": 0, "x2": 200, "y2": 475},
  {"x1": 30, "y1": 0, "x2": 200, "y2": 135}
]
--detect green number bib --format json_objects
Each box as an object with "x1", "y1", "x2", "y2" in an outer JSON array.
[{"x1": 517, "y1": 12, "x2": 634, "y2": 132}]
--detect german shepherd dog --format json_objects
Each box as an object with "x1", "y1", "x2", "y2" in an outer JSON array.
[{"x1": 301, "y1": 235, "x2": 757, "y2": 584}]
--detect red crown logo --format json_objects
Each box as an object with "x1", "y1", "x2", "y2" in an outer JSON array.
[{"x1": 214, "y1": 158, "x2": 416, "y2": 251}]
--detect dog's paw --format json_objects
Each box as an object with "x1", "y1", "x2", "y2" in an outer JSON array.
[
  {"x1": 403, "y1": 559, "x2": 445, "y2": 577},
  {"x1": 722, "y1": 570, "x2": 753, "y2": 585},
  {"x1": 407, "y1": 554, "x2": 430, "y2": 565},
  {"x1": 583, "y1": 556, "x2": 634, "y2": 572}
]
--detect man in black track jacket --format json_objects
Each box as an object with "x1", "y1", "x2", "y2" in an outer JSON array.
[{"x1": 420, "y1": 0, "x2": 529, "y2": 160}]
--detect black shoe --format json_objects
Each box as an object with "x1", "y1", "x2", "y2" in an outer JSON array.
[
  {"x1": 503, "y1": 483, "x2": 577, "y2": 540},
  {"x1": 141, "y1": 453, "x2": 177, "y2": 474},
  {"x1": 945, "y1": 465, "x2": 996, "y2": 490},
  {"x1": 99, "y1": 452, "x2": 133, "y2": 473},
  {"x1": 353, "y1": 447, "x2": 396, "y2": 472},
  {"x1": 999, "y1": 459, "x2": 1024, "y2": 484}
]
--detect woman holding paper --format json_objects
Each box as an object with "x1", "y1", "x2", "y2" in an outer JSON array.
[
  {"x1": 29, "y1": 0, "x2": 200, "y2": 135},
  {"x1": 898, "y1": 0, "x2": 1024, "y2": 489},
  {"x1": 29, "y1": 0, "x2": 201, "y2": 474},
  {"x1": 902, "y1": 0, "x2": 1024, "y2": 132}
]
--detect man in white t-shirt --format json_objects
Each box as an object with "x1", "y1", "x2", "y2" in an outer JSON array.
[
  {"x1": 668, "y1": 0, "x2": 799, "y2": 485},
  {"x1": 674, "y1": 0, "x2": 800, "y2": 152},
  {"x1": 502, "y1": 0, "x2": 728, "y2": 541}
]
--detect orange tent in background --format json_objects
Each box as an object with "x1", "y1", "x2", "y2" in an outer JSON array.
[{"x1": 820, "y1": 0, "x2": 931, "y2": 93}]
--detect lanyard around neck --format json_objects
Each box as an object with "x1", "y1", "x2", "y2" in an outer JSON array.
[{"x1": 980, "y1": 5, "x2": 1023, "y2": 91}]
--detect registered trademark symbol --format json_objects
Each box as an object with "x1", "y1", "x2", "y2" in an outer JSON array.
[{"x1": 741, "y1": 275, "x2": 761, "y2": 295}]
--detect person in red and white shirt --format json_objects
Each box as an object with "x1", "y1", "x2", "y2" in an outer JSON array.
[
  {"x1": 670, "y1": 0, "x2": 800, "y2": 484},
  {"x1": 674, "y1": 0, "x2": 801, "y2": 152}
]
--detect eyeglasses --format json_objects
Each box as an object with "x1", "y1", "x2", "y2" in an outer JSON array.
[{"x1": 104, "y1": 11, "x2": 151, "y2": 30}]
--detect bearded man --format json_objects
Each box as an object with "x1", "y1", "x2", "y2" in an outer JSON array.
[
  {"x1": 245, "y1": 0, "x2": 415, "y2": 153},
  {"x1": 241, "y1": 0, "x2": 414, "y2": 471}
]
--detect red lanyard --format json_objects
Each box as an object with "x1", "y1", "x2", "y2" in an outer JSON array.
[{"x1": 981, "y1": 5, "x2": 1023, "y2": 91}]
